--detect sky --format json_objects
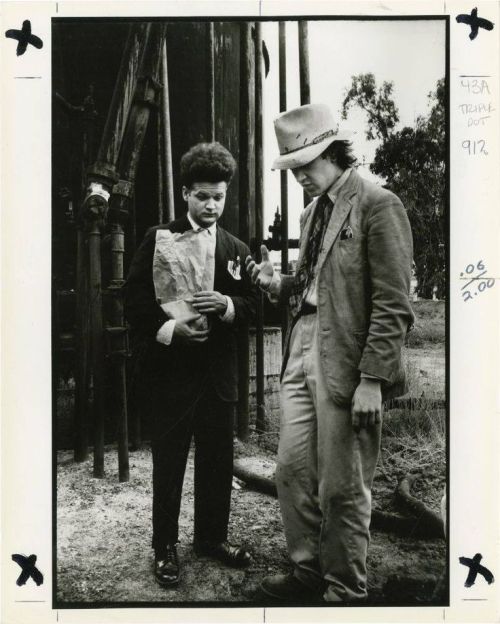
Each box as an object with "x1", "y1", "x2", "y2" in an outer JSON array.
[{"x1": 260, "y1": 19, "x2": 446, "y2": 258}]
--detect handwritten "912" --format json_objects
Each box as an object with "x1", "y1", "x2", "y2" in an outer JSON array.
[
  {"x1": 462, "y1": 140, "x2": 488, "y2": 156},
  {"x1": 461, "y1": 260, "x2": 495, "y2": 302}
]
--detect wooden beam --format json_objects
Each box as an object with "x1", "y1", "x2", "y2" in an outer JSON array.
[
  {"x1": 236, "y1": 22, "x2": 254, "y2": 441},
  {"x1": 160, "y1": 37, "x2": 175, "y2": 223},
  {"x1": 207, "y1": 22, "x2": 215, "y2": 142},
  {"x1": 96, "y1": 23, "x2": 151, "y2": 172}
]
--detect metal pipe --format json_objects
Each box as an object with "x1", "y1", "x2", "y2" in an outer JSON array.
[
  {"x1": 298, "y1": 21, "x2": 311, "y2": 106},
  {"x1": 161, "y1": 38, "x2": 175, "y2": 223},
  {"x1": 279, "y1": 21, "x2": 289, "y2": 346},
  {"x1": 254, "y1": 22, "x2": 266, "y2": 435},
  {"x1": 74, "y1": 229, "x2": 89, "y2": 462},
  {"x1": 109, "y1": 223, "x2": 129, "y2": 482},
  {"x1": 236, "y1": 22, "x2": 253, "y2": 441},
  {"x1": 208, "y1": 22, "x2": 215, "y2": 142},
  {"x1": 74, "y1": 88, "x2": 97, "y2": 463},
  {"x1": 107, "y1": 23, "x2": 166, "y2": 481},
  {"x1": 298, "y1": 21, "x2": 311, "y2": 208},
  {"x1": 83, "y1": 24, "x2": 151, "y2": 479},
  {"x1": 88, "y1": 220, "x2": 105, "y2": 478}
]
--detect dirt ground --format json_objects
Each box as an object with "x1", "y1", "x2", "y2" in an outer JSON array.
[
  {"x1": 57, "y1": 304, "x2": 447, "y2": 606},
  {"x1": 57, "y1": 438, "x2": 445, "y2": 606}
]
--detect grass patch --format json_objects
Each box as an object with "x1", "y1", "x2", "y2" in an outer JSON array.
[
  {"x1": 405, "y1": 300, "x2": 445, "y2": 348},
  {"x1": 382, "y1": 406, "x2": 445, "y2": 475},
  {"x1": 402, "y1": 348, "x2": 443, "y2": 399}
]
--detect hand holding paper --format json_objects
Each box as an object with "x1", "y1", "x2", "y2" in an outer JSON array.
[
  {"x1": 172, "y1": 310, "x2": 209, "y2": 345},
  {"x1": 191, "y1": 290, "x2": 228, "y2": 315}
]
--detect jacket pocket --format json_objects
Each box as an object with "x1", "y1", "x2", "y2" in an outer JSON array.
[{"x1": 352, "y1": 329, "x2": 368, "y2": 353}]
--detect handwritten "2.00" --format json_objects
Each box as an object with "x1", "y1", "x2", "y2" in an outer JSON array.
[{"x1": 461, "y1": 260, "x2": 495, "y2": 302}]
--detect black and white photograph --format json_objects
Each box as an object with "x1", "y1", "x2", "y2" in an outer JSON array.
[
  {"x1": 5, "y1": 0, "x2": 500, "y2": 621},
  {"x1": 51, "y1": 16, "x2": 449, "y2": 607}
]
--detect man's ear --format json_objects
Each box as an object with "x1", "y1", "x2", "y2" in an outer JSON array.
[{"x1": 182, "y1": 185, "x2": 190, "y2": 201}]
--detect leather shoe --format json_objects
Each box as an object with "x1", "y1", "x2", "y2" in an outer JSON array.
[
  {"x1": 260, "y1": 573, "x2": 324, "y2": 602},
  {"x1": 154, "y1": 544, "x2": 180, "y2": 587},
  {"x1": 194, "y1": 539, "x2": 251, "y2": 568}
]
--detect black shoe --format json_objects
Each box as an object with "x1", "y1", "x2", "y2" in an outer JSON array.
[
  {"x1": 194, "y1": 539, "x2": 252, "y2": 568},
  {"x1": 260, "y1": 573, "x2": 324, "y2": 602},
  {"x1": 154, "y1": 544, "x2": 180, "y2": 587}
]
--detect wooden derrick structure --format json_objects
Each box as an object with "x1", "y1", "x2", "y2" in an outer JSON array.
[{"x1": 53, "y1": 20, "x2": 311, "y2": 478}]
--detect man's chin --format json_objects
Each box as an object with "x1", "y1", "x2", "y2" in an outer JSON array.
[
  {"x1": 199, "y1": 217, "x2": 218, "y2": 227},
  {"x1": 303, "y1": 186, "x2": 317, "y2": 197}
]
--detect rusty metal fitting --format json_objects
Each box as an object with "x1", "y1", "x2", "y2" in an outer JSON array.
[
  {"x1": 104, "y1": 325, "x2": 130, "y2": 360},
  {"x1": 112, "y1": 180, "x2": 134, "y2": 199}
]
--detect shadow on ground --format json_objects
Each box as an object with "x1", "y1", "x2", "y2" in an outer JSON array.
[{"x1": 56, "y1": 443, "x2": 446, "y2": 606}]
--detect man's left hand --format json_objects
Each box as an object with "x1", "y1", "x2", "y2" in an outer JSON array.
[
  {"x1": 351, "y1": 378, "x2": 382, "y2": 432},
  {"x1": 191, "y1": 291, "x2": 227, "y2": 315}
]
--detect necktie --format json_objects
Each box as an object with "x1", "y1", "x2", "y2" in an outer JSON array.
[{"x1": 288, "y1": 194, "x2": 334, "y2": 317}]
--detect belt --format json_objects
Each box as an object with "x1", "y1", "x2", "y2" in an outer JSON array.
[{"x1": 298, "y1": 302, "x2": 317, "y2": 316}]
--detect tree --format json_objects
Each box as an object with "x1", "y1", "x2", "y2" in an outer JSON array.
[
  {"x1": 342, "y1": 75, "x2": 445, "y2": 299},
  {"x1": 341, "y1": 73, "x2": 400, "y2": 141}
]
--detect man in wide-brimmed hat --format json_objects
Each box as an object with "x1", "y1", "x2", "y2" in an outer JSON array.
[{"x1": 246, "y1": 103, "x2": 414, "y2": 603}]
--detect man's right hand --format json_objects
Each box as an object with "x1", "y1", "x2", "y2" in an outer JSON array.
[
  {"x1": 172, "y1": 312, "x2": 209, "y2": 344},
  {"x1": 245, "y1": 245, "x2": 275, "y2": 291}
]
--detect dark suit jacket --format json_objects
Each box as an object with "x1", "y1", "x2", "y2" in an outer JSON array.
[
  {"x1": 279, "y1": 169, "x2": 415, "y2": 406},
  {"x1": 124, "y1": 215, "x2": 258, "y2": 402}
]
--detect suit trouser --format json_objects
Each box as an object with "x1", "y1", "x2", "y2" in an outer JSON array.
[
  {"x1": 150, "y1": 366, "x2": 234, "y2": 552},
  {"x1": 277, "y1": 313, "x2": 381, "y2": 602}
]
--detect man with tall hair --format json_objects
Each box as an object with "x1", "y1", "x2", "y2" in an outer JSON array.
[
  {"x1": 125, "y1": 142, "x2": 258, "y2": 587},
  {"x1": 246, "y1": 104, "x2": 414, "y2": 603}
]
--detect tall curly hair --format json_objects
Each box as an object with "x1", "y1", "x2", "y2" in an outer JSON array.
[
  {"x1": 180, "y1": 142, "x2": 237, "y2": 188},
  {"x1": 321, "y1": 140, "x2": 357, "y2": 170}
]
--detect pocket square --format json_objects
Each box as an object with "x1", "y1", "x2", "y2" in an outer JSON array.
[
  {"x1": 227, "y1": 256, "x2": 242, "y2": 280},
  {"x1": 340, "y1": 225, "x2": 354, "y2": 240}
]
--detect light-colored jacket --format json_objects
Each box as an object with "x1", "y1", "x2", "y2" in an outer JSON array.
[{"x1": 279, "y1": 168, "x2": 415, "y2": 406}]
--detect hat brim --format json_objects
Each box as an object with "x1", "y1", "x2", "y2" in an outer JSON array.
[{"x1": 271, "y1": 129, "x2": 354, "y2": 170}]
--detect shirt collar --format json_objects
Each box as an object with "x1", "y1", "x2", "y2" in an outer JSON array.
[
  {"x1": 326, "y1": 167, "x2": 352, "y2": 203},
  {"x1": 187, "y1": 212, "x2": 217, "y2": 235}
]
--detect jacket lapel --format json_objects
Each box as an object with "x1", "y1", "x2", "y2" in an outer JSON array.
[
  {"x1": 167, "y1": 214, "x2": 191, "y2": 233},
  {"x1": 214, "y1": 226, "x2": 232, "y2": 290},
  {"x1": 297, "y1": 201, "x2": 318, "y2": 266},
  {"x1": 317, "y1": 169, "x2": 361, "y2": 272}
]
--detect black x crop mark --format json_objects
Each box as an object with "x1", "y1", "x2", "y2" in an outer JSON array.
[
  {"x1": 5, "y1": 20, "x2": 43, "y2": 56},
  {"x1": 456, "y1": 8, "x2": 494, "y2": 40},
  {"x1": 459, "y1": 553, "x2": 494, "y2": 588},
  {"x1": 11, "y1": 554, "x2": 44, "y2": 586}
]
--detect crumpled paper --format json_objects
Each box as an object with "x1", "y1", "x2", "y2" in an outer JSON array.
[{"x1": 153, "y1": 229, "x2": 213, "y2": 329}]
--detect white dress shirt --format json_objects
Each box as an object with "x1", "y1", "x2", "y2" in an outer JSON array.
[{"x1": 156, "y1": 213, "x2": 235, "y2": 346}]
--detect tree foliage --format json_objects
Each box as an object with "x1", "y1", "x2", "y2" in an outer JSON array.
[
  {"x1": 341, "y1": 73, "x2": 400, "y2": 141},
  {"x1": 343, "y1": 75, "x2": 446, "y2": 299}
]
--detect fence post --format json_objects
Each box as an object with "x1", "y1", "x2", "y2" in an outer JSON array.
[{"x1": 254, "y1": 22, "x2": 266, "y2": 435}]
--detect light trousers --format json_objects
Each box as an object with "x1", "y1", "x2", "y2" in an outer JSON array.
[{"x1": 277, "y1": 313, "x2": 382, "y2": 602}]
